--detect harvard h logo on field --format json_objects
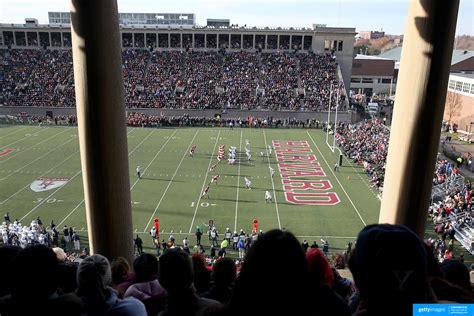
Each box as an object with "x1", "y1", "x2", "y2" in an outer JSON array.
[{"x1": 30, "y1": 177, "x2": 70, "y2": 192}]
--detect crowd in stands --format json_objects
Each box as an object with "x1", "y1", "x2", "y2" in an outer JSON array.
[
  {"x1": 338, "y1": 119, "x2": 474, "y2": 257},
  {"x1": 1, "y1": 48, "x2": 346, "y2": 111},
  {"x1": 0, "y1": 224, "x2": 472, "y2": 316},
  {"x1": 433, "y1": 159, "x2": 460, "y2": 186},
  {"x1": 126, "y1": 112, "x2": 327, "y2": 129},
  {"x1": 337, "y1": 118, "x2": 388, "y2": 191}
]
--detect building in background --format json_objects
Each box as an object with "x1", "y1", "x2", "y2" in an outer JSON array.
[
  {"x1": 207, "y1": 19, "x2": 230, "y2": 27},
  {"x1": 350, "y1": 54, "x2": 396, "y2": 97},
  {"x1": 48, "y1": 11, "x2": 196, "y2": 27},
  {"x1": 358, "y1": 30, "x2": 385, "y2": 40},
  {"x1": 443, "y1": 74, "x2": 474, "y2": 133}
]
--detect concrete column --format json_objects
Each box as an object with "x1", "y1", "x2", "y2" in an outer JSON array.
[
  {"x1": 180, "y1": 33, "x2": 183, "y2": 49},
  {"x1": 277, "y1": 35, "x2": 280, "y2": 50},
  {"x1": 379, "y1": 0, "x2": 459, "y2": 236},
  {"x1": 241, "y1": 34, "x2": 243, "y2": 49},
  {"x1": 48, "y1": 32, "x2": 51, "y2": 47},
  {"x1": 70, "y1": 0, "x2": 134, "y2": 263},
  {"x1": 216, "y1": 34, "x2": 219, "y2": 49},
  {"x1": 253, "y1": 34, "x2": 255, "y2": 49},
  {"x1": 192, "y1": 33, "x2": 195, "y2": 49},
  {"x1": 265, "y1": 35, "x2": 268, "y2": 50}
]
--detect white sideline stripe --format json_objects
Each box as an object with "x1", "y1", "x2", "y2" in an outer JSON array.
[
  {"x1": 0, "y1": 126, "x2": 29, "y2": 139},
  {"x1": 263, "y1": 130, "x2": 281, "y2": 229},
  {"x1": 0, "y1": 127, "x2": 49, "y2": 150},
  {"x1": 307, "y1": 131, "x2": 367, "y2": 226},
  {"x1": 19, "y1": 170, "x2": 83, "y2": 221},
  {"x1": 343, "y1": 155, "x2": 382, "y2": 201},
  {"x1": 57, "y1": 129, "x2": 152, "y2": 227},
  {"x1": 78, "y1": 229, "x2": 357, "y2": 239},
  {"x1": 0, "y1": 149, "x2": 80, "y2": 205},
  {"x1": 146, "y1": 130, "x2": 201, "y2": 232},
  {"x1": 187, "y1": 131, "x2": 221, "y2": 233},
  {"x1": 233, "y1": 130, "x2": 243, "y2": 232},
  {"x1": 0, "y1": 136, "x2": 76, "y2": 182},
  {"x1": 0, "y1": 128, "x2": 69, "y2": 164},
  {"x1": 129, "y1": 130, "x2": 177, "y2": 190}
]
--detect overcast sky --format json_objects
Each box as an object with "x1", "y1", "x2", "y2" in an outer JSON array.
[{"x1": 0, "y1": 0, "x2": 472, "y2": 36}]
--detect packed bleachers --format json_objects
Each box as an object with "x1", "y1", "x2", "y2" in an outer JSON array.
[
  {"x1": 338, "y1": 119, "x2": 474, "y2": 255},
  {"x1": 0, "y1": 48, "x2": 346, "y2": 111},
  {"x1": 337, "y1": 118, "x2": 388, "y2": 191}
]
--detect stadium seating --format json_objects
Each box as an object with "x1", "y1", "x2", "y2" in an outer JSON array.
[{"x1": 0, "y1": 49, "x2": 346, "y2": 111}]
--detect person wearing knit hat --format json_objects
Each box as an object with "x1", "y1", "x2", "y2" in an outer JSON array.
[
  {"x1": 349, "y1": 224, "x2": 435, "y2": 316},
  {"x1": 306, "y1": 248, "x2": 350, "y2": 316},
  {"x1": 76, "y1": 254, "x2": 147, "y2": 316}
]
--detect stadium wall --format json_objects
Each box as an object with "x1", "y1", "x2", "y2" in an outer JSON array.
[{"x1": 0, "y1": 106, "x2": 357, "y2": 122}]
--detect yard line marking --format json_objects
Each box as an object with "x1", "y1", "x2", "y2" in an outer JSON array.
[
  {"x1": 56, "y1": 128, "x2": 151, "y2": 226},
  {"x1": 263, "y1": 130, "x2": 281, "y2": 229},
  {"x1": 0, "y1": 126, "x2": 29, "y2": 139},
  {"x1": 307, "y1": 131, "x2": 367, "y2": 226},
  {"x1": 0, "y1": 127, "x2": 50, "y2": 149},
  {"x1": 188, "y1": 131, "x2": 221, "y2": 233},
  {"x1": 0, "y1": 128, "x2": 70, "y2": 164},
  {"x1": 233, "y1": 130, "x2": 243, "y2": 232},
  {"x1": 0, "y1": 136, "x2": 76, "y2": 182},
  {"x1": 146, "y1": 130, "x2": 201, "y2": 232},
  {"x1": 0, "y1": 149, "x2": 80, "y2": 205},
  {"x1": 129, "y1": 129, "x2": 177, "y2": 191},
  {"x1": 20, "y1": 170, "x2": 83, "y2": 221}
]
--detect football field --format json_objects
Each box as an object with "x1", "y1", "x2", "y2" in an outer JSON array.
[{"x1": 0, "y1": 125, "x2": 381, "y2": 255}]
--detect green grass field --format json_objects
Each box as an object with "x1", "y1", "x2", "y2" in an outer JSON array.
[{"x1": 0, "y1": 125, "x2": 382, "y2": 256}]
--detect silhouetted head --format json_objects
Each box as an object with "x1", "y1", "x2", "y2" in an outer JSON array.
[
  {"x1": 12, "y1": 245, "x2": 58, "y2": 301},
  {"x1": 441, "y1": 259, "x2": 472, "y2": 291},
  {"x1": 306, "y1": 248, "x2": 334, "y2": 287},
  {"x1": 212, "y1": 257, "x2": 236, "y2": 287},
  {"x1": 159, "y1": 249, "x2": 193, "y2": 294},
  {"x1": 134, "y1": 253, "x2": 158, "y2": 283},
  {"x1": 349, "y1": 224, "x2": 431, "y2": 315},
  {"x1": 0, "y1": 245, "x2": 21, "y2": 297},
  {"x1": 110, "y1": 256, "x2": 131, "y2": 286},
  {"x1": 230, "y1": 229, "x2": 309, "y2": 315}
]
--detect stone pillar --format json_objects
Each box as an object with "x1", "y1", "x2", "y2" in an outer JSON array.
[
  {"x1": 379, "y1": 0, "x2": 459, "y2": 236},
  {"x1": 70, "y1": 0, "x2": 134, "y2": 262}
]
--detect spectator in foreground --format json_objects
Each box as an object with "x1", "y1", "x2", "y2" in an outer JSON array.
[
  {"x1": 76, "y1": 254, "x2": 147, "y2": 316},
  {"x1": 349, "y1": 224, "x2": 435, "y2": 316},
  {"x1": 191, "y1": 253, "x2": 211, "y2": 295},
  {"x1": 111, "y1": 256, "x2": 134, "y2": 298},
  {"x1": 0, "y1": 245, "x2": 83, "y2": 316},
  {"x1": 0, "y1": 245, "x2": 21, "y2": 298},
  {"x1": 158, "y1": 249, "x2": 220, "y2": 316},
  {"x1": 440, "y1": 259, "x2": 472, "y2": 292},
  {"x1": 226, "y1": 229, "x2": 312, "y2": 316},
  {"x1": 125, "y1": 253, "x2": 167, "y2": 315},
  {"x1": 202, "y1": 257, "x2": 236, "y2": 304},
  {"x1": 306, "y1": 248, "x2": 350, "y2": 316}
]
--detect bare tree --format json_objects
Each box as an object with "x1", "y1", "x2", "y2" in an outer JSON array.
[{"x1": 445, "y1": 91, "x2": 462, "y2": 125}]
